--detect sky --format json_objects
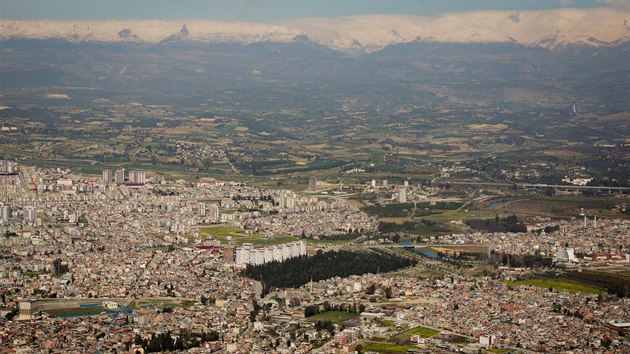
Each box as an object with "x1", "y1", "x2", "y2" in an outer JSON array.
[{"x1": 1, "y1": 0, "x2": 627, "y2": 22}]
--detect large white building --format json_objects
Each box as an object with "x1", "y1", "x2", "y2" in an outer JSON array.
[
  {"x1": 1, "y1": 205, "x2": 12, "y2": 224},
  {"x1": 128, "y1": 170, "x2": 146, "y2": 185},
  {"x1": 398, "y1": 188, "x2": 407, "y2": 203},
  {"x1": 23, "y1": 206, "x2": 36, "y2": 223},
  {"x1": 209, "y1": 204, "x2": 220, "y2": 221},
  {"x1": 234, "y1": 241, "x2": 306, "y2": 265},
  {"x1": 0, "y1": 160, "x2": 17, "y2": 174},
  {"x1": 556, "y1": 247, "x2": 578, "y2": 263},
  {"x1": 102, "y1": 169, "x2": 114, "y2": 184}
]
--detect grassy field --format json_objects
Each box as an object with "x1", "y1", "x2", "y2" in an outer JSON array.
[
  {"x1": 194, "y1": 225, "x2": 356, "y2": 246},
  {"x1": 503, "y1": 197, "x2": 621, "y2": 216},
  {"x1": 429, "y1": 245, "x2": 489, "y2": 254},
  {"x1": 506, "y1": 278, "x2": 603, "y2": 294},
  {"x1": 193, "y1": 226, "x2": 300, "y2": 245},
  {"x1": 46, "y1": 306, "x2": 105, "y2": 317},
  {"x1": 129, "y1": 299, "x2": 196, "y2": 309},
  {"x1": 361, "y1": 341, "x2": 419, "y2": 353},
  {"x1": 390, "y1": 326, "x2": 440, "y2": 344},
  {"x1": 307, "y1": 311, "x2": 358, "y2": 324}
]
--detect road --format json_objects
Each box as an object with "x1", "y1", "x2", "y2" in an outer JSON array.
[{"x1": 447, "y1": 180, "x2": 630, "y2": 190}]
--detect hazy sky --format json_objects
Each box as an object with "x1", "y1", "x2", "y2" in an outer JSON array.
[{"x1": 0, "y1": 0, "x2": 623, "y2": 21}]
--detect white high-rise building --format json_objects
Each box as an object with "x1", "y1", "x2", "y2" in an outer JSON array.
[
  {"x1": 1, "y1": 205, "x2": 12, "y2": 224},
  {"x1": 102, "y1": 169, "x2": 114, "y2": 184},
  {"x1": 209, "y1": 204, "x2": 220, "y2": 221},
  {"x1": 128, "y1": 170, "x2": 146, "y2": 185},
  {"x1": 23, "y1": 206, "x2": 36, "y2": 222},
  {"x1": 234, "y1": 241, "x2": 306, "y2": 265},
  {"x1": 114, "y1": 169, "x2": 125, "y2": 184},
  {"x1": 198, "y1": 202, "x2": 206, "y2": 217},
  {"x1": 398, "y1": 188, "x2": 407, "y2": 203},
  {"x1": 0, "y1": 160, "x2": 17, "y2": 174}
]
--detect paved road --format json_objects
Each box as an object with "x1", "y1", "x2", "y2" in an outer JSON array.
[{"x1": 447, "y1": 180, "x2": 630, "y2": 190}]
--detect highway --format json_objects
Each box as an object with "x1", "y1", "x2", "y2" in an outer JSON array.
[{"x1": 446, "y1": 180, "x2": 630, "y2": 190}]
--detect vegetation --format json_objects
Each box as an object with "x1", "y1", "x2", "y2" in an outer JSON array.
[
  {"x1": 244, "y1": 249, "x2": 417, "y2": 296},
  {"x1": 360, "y1": 341, "x2": 419, "y2": 353},
  {"x1": 46, "y1": 306, "x2": 105, "y2": 317},
  {"x1": 390, "y1": 326, "x2": 440, "y2": 344},
  {"x1": 307, "y1": 310, "x2": 359, "y2": 323},
  {"x1": 379, "y1": 219, "x2": 449, "y2": 236},
  {"x1": 467, "y1": 214, "x2": 527, "y2": 233},
  {"x1": 195, "y1": 226, "x2": 300, "y2": 246},
  {"x1": 362, "y1": 203, "x2": 415, "y2": 217},
  {"x1": 506, "y1": 278, "x2": 603, "y2": 295},
  {"x1": 564, "y1": 271, "x2": 629, "y2": 298},
  {"x1": 128, "y1": 330, "x2": 219, "y2": 352}
]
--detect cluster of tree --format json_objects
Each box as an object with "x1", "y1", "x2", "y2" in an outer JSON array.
[
  {"x1": 52, "y1": 258, "x2": 69, "y2": 275},
  {"x1": 314, "y1": 320, "x2": 335, "y2": 334},
  {"x1": 128, "y1": 330, "x2": 219, "y2": 353},
  {"x1": 565, "y1": 271, "x2": 629, "y2": 298},
  {"x1": 379, "y1": 219, "x2": 443, "y2": 235},
  {"x1": 244, "y1": 249, "x2": 417, "y2": 296},
  {"x1": 551, "y1": 302, "x2": 584, "y2": 319},
  {"x1": 466, "y1": 214, "x2": 527, "y2": 233},
  {"x1": 362, "y1": 203, "x2": 415, "y2": 217},
  {"x1": 4, "y1": 231, "x2": 18, "y2": 238},
  {"x1": 304, "y1": 302, "x2": 365, "y2": 318},
  {"x1": 486, "y1": 251, "x2": 553, "y2": 268},
  {"x1": 302, "y1": 230, "x2": 362, "y2": 242},
  {"x1": 365, "y1": 283, "x2": 393, "y2": 298},
  {"x1": 588, "y1": 178, "x2": 629, "y2": 188},
  {"x1": 200, "y1": 295, "x2": 214, "y2": 305}
]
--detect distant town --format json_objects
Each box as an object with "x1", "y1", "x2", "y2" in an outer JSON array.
[{"x1": 1, "y1": 161, "x2": 628, "y2": 353}]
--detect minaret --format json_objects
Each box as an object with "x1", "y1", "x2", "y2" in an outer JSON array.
[
  {"x1": 593, "y1": 215, "x2": 597, "y2": 229},
  {"x1": 583, "y1": 214, "x2": 587, "y2": 229}
]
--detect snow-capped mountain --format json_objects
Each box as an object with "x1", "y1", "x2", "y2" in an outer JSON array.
[{"x1": 1, "y1": 8, "x2": 629, "y2": 53}]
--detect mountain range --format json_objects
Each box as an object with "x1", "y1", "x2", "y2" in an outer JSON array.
[{"x1": 2, "y1": 8, "x2": 630, "y2": 53}]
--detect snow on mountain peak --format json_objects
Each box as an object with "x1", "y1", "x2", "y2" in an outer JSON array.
[{"x1": 1, "y1": 7, "x2": 628, "y2": 52}]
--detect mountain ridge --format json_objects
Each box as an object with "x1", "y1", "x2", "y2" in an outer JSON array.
[{"x1": 2, "y1": 8, "x2": 629, "y2": 53}]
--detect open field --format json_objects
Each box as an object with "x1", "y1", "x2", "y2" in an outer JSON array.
[
  {"x1": 306, "y1": 311, "x2": 358, "y2": 324},
  {"x1": 361, "y1": 341, "x2": 419, "y2": 353},
  {"x1": 390, "y1": 326, "x2": 440, "y2": 343},
  {"x1": 128, "y1": 299, "x2": 196, "y2": 309},
  {"x1": 46, "y1": 305, "x2": 105, "y2": 317},
  {"x1": 502, "y1": 197, "x2": 621, "y2": 216},
  {"x1": 195, "y1": 226, "x2": 300, "y2": 245},
  {"x1": 506, "y1": 278, "x2": 603, "y2": 295},
  {"x1": 193, "y1": 226, "x2": 357, "y2": 246},
  {"x1": 428, "y1": 245, "x2": 489, "y2": 254}
]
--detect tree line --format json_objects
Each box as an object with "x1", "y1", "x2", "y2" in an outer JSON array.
[
  {"x1": 244, "y1": 249, "x2": 417, "y2": 296},
  {"x1": 304, "y1": 301, "x2": 366, "y2": 318},
  {"x1": 128, "y1": 330, "x2": 219, "y2": 352}
]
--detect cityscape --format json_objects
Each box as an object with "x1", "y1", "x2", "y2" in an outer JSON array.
[{"x1": 1, "y1": 1, "x2": 629, "y2": 353}]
